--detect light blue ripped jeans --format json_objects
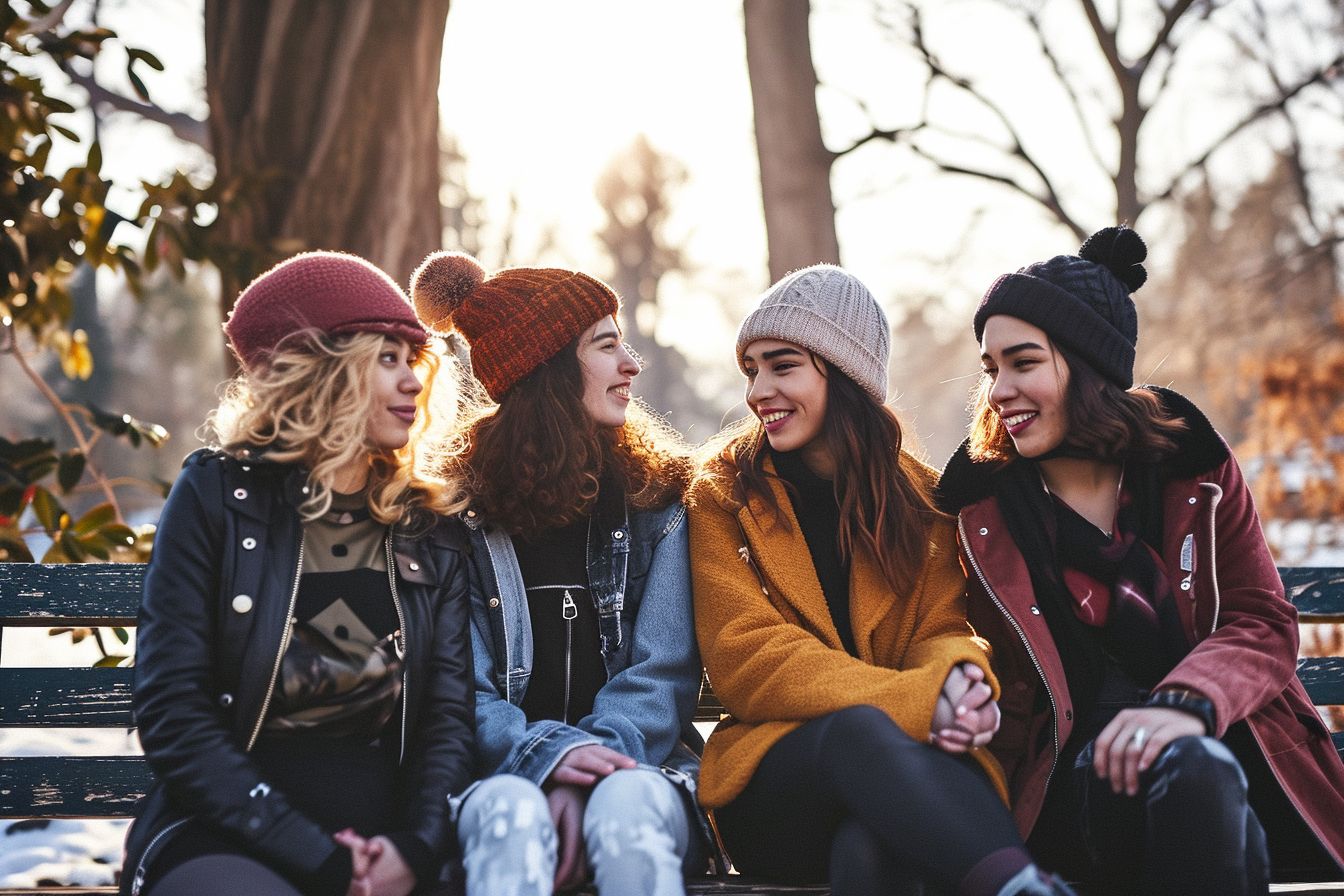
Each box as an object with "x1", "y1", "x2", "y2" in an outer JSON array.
[{"x1": 457, "y1": 769, "x2": 691, "y2": 896}]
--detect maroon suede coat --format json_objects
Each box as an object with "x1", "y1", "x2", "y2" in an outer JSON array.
[{"x1": 936, "y1": 388, "x2": 1344, "y2": 871}]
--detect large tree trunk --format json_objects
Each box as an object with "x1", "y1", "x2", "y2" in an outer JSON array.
[
  {"x1": 743, "y1": 0, "x2": 840, "y2": 282},
  {"x1": 204, "y1": 0, "x2": 450, "y2": 329}
]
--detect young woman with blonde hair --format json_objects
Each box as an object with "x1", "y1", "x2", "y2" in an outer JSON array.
[
  {"x1": 123, "y1": 252, "x2": 476, "y2": 896},
  {"x1": 689, "y1": 264, "x2": 1074, "y2": 896},
  {"x1": 410, "y1": 253, "x2": 712, "y2": 896}
]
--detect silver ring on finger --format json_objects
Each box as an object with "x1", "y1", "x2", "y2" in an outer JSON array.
[{"x1": 1130, "y1": 727, "x2": 1147, "y2": 750}]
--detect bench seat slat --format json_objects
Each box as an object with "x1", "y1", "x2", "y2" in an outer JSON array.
[
  {"x1": 0, "y1": 757, "x2": 150, "y2": 817},
  {"x1": 0, "y1": 668, "x2": 135, "y2": 727}
]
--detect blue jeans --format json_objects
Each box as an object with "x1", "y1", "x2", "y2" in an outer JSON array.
[
  {"x1": 1029, "y1": 735, "x2": 1269, "y2": 896},
  {"x1": 457, "y1": 770, "x2": 692, "y2": 896}
]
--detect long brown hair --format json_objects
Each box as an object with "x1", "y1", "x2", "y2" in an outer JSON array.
[
  {"x1": 698, "y1": 363, "x2": 940, "y2": 597},
  {"x1": 448, "y1": 338, "x2": 689, "y2": 537},
  {"x1": 968, "y1": 339, "x2": 1185, "y2": 464}
]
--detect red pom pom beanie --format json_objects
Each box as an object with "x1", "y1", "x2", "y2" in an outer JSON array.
[
  {"x1": 224, "y1": 252, "x2": 428, "y2": 371},
  {"x1": 410, "y1": 252, "x2": 619, "y2": 401}
]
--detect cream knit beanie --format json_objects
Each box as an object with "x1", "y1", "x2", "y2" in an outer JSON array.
[{"x1": 735, "y1": 264, "x2": 890, "y2": 402}]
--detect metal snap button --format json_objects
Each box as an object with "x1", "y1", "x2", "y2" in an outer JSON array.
[
  {"x1": 1180, "y1": 581, "x2": 1191, "y2": 591},
  {"x1": 241, "y1": 465, "x2": 250, "y2": 472},
  {"x1": 408, "y1": 562, "x2": 419, "y2": 571},
  {"x1": 1030, "y1": 606, "x2": 1041, "y2": 615},
  {"x1": 1189, "y1": 497, "x2": 1196, "y2": 504},
  {"x1": 613, "y1": 530, "x2": 624, "y2": 540},
  {"x1": 489, "y1": 598, "x2": 500, "y2": 608},
  {"x1": 241, "y1": 537, "x2": 256, "y2": 550},
  {"x1": 233, "y1": 488, "x2": 247, "y2": 500},
  {"x1": 219, "y1": 693, "x2": 233, "y2": 707},
  {"x1": 232, "y1": 594, "x2": 253, "y2": 613},
  {"x1": 979, "y1": 527, "x2": 989, "y2": 535},
  {"x1": 302, "y1": 486, "x2": 310, "y2": 494}
]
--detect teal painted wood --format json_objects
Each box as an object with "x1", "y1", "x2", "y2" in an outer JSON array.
[
  {"x1": 0, "y1": 563, "x2": 140, "y2": 627},
  {"x1": 0, "y1": 756, "x2": 150, "y2": 816},
  {"x1": 0, "y1": 668, "x2": 135, "y2": 727}
]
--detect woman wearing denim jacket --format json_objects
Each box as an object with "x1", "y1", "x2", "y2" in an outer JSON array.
[{"x1": 410, "y1": 253, "x2": 709, "y2": 896}]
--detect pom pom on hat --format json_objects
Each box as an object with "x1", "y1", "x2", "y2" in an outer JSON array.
[
  {"x1": 1079, "y1": 226, "x2": 1148, "y2": 292},
  {"x1": 409, "y1": 251, "x2": 620, "y2": 401},
  {"x1": 411, "y1": 251, "x2": 486, "y2": 335}
]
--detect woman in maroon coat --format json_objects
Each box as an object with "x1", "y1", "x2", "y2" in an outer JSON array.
[{"x1": 936, "y1": 226, "x2": 1344, "y2": 895}]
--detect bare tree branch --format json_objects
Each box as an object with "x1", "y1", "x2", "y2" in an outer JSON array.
[
  {"x1": 64, "y1": 66, "x2": 210, "y2": 149},
  {"x1": 1025, "y1": 7, "x2": 1109, "y2": 176},
  {"x1": 1150, "y1": 56, "x2": 1344, "y2": 206}
]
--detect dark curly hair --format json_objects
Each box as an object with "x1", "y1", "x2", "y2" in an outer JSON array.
[{"x1": 448, "y1": 338, "x2": 689, "y2": 537}]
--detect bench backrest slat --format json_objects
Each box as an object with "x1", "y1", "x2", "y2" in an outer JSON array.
[
  {"x1": 0, "y1": 668, "x2": 135, "y2": 727},
  {"x1": 0, "y1": 563, "x2": 141, "y2": 627},
  {"x1": 0, "y1": 757, "x2": 151, "y2": 817},
  {"x1": 0, "y1": 562, "x2": 1341, "y2": 825}
]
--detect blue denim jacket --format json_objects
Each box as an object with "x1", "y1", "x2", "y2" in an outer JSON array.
[{"x1": 462, "y1": 497, "x2": 705, "y2": 790}]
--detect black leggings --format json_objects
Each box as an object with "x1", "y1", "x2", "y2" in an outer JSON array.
[{"x1": 714, "y1": 705, "x2": 1028, "y2": 896}]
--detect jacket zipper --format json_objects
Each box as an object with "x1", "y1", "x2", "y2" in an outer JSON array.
[
  {"x1": 385, "y1": 536, "x2": 409, "y2": 763},
  {"x1": 247, "y1": 535, "x2": 305, "y2": 752},
  {"x1": 562, "y1": 589, "x2": 577, "y2": 724},
  {"x1": 130, "y1": 817, "x2": 190, "y2": 896},
  {"x1": 958, "y1": 516, "x2": 1061, "y2": 794}
]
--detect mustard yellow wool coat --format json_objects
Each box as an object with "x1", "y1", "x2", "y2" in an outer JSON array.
[{"x1": 688, "y1": 454, "x2": 1007, "y2": 810}]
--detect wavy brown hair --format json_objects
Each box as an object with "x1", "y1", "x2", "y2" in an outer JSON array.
[
  {"x1": 968, "y1": 339, "x2": 1185, "y2": 464},
  {"x1": 447, "y1": 338, "x2": 689, "y2": 537},
  {"x1": 695, "y1": 362, "x2": 940, "y2": 597},
  {"x1": 208, "y1": 330, "x2": 467, "y2": 528}
]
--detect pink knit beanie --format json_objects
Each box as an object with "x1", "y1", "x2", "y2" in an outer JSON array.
[{"x1": 224, "y1": 252, "x2": 428, "y2": 371}]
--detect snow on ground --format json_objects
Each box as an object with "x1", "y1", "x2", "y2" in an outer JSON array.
[{"x1": 1, "y1": 628, "x2": 136, "y2": 888}]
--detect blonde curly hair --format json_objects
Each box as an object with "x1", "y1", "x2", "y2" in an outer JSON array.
[{"x1": 208, "y1": 330, "x2": 466, "y2": 527}]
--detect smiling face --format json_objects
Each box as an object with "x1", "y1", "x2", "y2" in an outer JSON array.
[
  {"x1": 742, "y1": 338, "x2": 832, "y2": 471},
  {"x1": 367, "y1": 337, "x2": 423, "y2": 452},
  {"x1": 980, "y1": 315, "x2": 1071, "y2": 458},
  {"x1": 577, "y1": 315, "x2": 640, "y2": 428}
]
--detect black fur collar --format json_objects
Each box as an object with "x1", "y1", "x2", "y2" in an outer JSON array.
[{"x1": 934, "y1": 386, "x2": 1228, "y2": 515}]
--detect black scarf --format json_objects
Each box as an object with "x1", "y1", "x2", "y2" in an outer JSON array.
[{"x1": 994, "y1": 460, "x2": 1190, "y2": 715}]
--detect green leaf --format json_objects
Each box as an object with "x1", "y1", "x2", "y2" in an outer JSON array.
[
  {"x1": 59, "y1": 529, "x2": 88, "y2": 562},
  {"x1": 0, "y1": 486, "x2": 24, "y2": 519},
  {"x1": 127, "y1": 48, "x2": 165, "y2": 71},
  {"x1": 86, "y1": 141, "x2": 102, "y2": 176},
  {"x1": 75, "y1": 532, "x2": 111, "y2": 560},
  {"x1": 40, "y1": 540, "x2": 70, "y2": 563},
  {"x1": 57, "y1": 450, "x2": 85, "y2": 493},
  {"x1": 71, "y1": 502, "x2": 116, "y2": 535},
  {"x1": 98, "y1": 523, "x2": 137, "y2": 547},
  {"x1": 94, "y1": 655, "x2": 130, "y2": 668},
  {"x1": 31, "y1": 487, "x2": 64, "y2": 533},
  {"x1": 85, "y1": 404, "x2": 131, "y2": 436},
  {"x1": 126, "y1": 68, "x2": 149, "y2": 103},
  {"x1": 0, "y1": 535, "x2": 35, "y2": 564},
  {"x1": 113, "y1": 627, "x2": 129, "y2": 644}
]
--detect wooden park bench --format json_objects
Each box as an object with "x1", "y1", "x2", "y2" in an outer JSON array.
[{"x1": 2, "y1": 562, "x2": 1343, "y2": 895}]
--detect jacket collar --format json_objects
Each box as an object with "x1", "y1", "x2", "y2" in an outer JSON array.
[
  {"x1": 934, "y1": 386, "x2": 1227, "y2": 515},
  {"x1": 734, "y1": 456, "x2": 897, "y2": 659}
]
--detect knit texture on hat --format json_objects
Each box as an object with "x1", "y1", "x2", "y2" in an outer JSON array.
[
  {"x1": 411, "y1": 252, "x2": 619, "y2": 401},
  {"x1": 736, "y1": 264, "x2": 890, "y2": 402},
  {"x1": 224, "y1": 251, "x2": 427, "y2": 371},
  {"x1": 973, "y1": 226, "x2": 1146, "y2": 388}
]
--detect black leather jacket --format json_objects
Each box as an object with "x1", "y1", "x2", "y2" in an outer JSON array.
[{"x1": 122, "y1": 449, "x2": 475, "y2": 895}]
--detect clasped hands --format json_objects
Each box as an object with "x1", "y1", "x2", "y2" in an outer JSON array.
[
  {"x1": 333, "y1": 829, "x2": 415, "y2": 896},
  {"x1": 930, "y1": 662, "x2": 1000, "y2": 753}
]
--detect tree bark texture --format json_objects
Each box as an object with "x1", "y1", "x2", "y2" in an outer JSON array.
[
  {"x1": 204, "y1": 0, "x2": 450, "y2": 321},
  {"x1": 743, "y1": 0, "x2": 840, "y2": 282}
]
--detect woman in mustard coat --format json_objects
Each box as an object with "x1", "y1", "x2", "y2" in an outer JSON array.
[{"x1": 688, "y1": 265, "x2": 1074, "y2": 896}]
